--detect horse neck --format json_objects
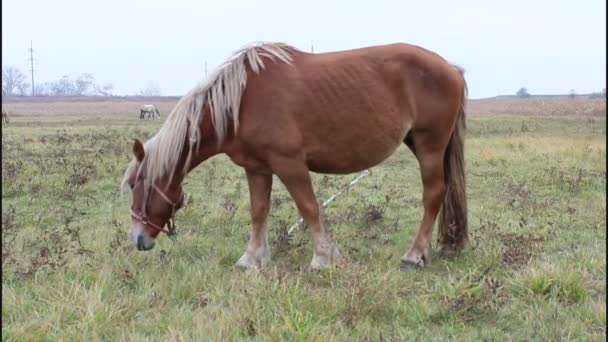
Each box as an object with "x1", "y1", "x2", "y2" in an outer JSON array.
[
  {"x1": 187, "y1": 140, "x2": 222, "y2": 173},
  {"x1": 167, "y1": 108, "x2": 236, "y2": 187},
  {"x1": 158, "y1": 139, "x2": 218, "y2": 192},
  {"x1": 181, "y1": 118, "x2": 229, "y2": 180}
]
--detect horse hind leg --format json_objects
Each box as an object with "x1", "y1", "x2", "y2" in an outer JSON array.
[
  {"x1": 400, "y1": 117, "x2": 467, "y2": 269},
  {"x1": 400, "y1": 136, "x2": 446, "y2": 269}
]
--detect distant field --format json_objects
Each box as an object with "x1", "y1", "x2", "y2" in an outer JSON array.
[
  {"x1": 2, "y1": 95, "x2": 605, "y2": 119},
  {"x1": 468, "y1": 97, "x2": 606, "y2": 117},
  {"x1": 1, "y1": 97, "x2": 606, "y2": 340}
]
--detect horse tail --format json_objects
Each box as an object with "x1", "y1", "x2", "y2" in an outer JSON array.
[{"x1": 437, "y1": 66, "x2": 468, "y2": 250}]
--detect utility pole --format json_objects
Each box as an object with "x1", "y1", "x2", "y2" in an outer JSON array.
[
  {"x1": 311, "y1": 41, "x2": 314, "y2": 53},
  {"x1": 29, "y1": 40, "x2": 35, "y2": 96}
]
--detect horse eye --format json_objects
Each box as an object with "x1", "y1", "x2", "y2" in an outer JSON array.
[{"x1": 129, "y1": 183, "x2": 134, "y2": 189}]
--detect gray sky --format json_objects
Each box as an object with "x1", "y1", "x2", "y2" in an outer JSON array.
[{"x1": 2, "y1": 0, "x2": 606, "y2": 98}]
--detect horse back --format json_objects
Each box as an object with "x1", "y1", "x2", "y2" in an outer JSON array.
[{"x1": 231, "y1": 43, "x2": 464, "y2": 173}]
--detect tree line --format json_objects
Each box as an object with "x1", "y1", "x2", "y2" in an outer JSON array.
[
  {"x1": 516, "y1": 87, "x2": 606, "y2": 99},
  {"x1": 2, "y1": 65, "x2": 162, "y2": 97},
  {"x1": 2, "y1": 65, "x2": 114, "y2": 96}
]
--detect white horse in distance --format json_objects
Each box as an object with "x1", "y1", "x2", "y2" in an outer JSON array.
[
  {"x1": 140, "y1": 104, "x2": 161, "y2": 120},
  {"x1": 2, "y1": 109, "x2": 10, "y2": 124}
]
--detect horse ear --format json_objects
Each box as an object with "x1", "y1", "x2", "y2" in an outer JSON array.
[{"x1": 132, "y1": 139, "x2": 145, "y2": 162}]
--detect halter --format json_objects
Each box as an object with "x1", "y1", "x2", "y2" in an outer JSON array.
[{"x1": 129, "y1": 184, "x2": 184, "y2": 238}]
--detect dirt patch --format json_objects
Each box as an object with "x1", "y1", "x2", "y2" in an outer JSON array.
[
  {"x1": 497, "y1": 232, "x2": 546, "y2": 268},
  {"x1": 191, "y1": 293, "x2": 210, "y2": 308},
  {"x1": 240, "y1": 317, "x2": 257, "y2": 337},
  {"x1": 433, "y1": 267, "x2": 508, "y2": 325},
  {"x1": 473, "y1": 219, "x2": 550, "y2": 269}
]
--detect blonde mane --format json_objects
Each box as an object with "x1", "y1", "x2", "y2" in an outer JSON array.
[{"x1": 121, "y1": 42, "x2": 296, "y2": 192}]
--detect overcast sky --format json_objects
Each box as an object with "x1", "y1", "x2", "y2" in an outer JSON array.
[{"x1": 2, "y1": 0, "x2": 605, "y2": 98}]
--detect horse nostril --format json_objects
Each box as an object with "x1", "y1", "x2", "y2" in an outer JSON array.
[{"x1": 137, "y1": 235, "x2": 145, "y2": 251}]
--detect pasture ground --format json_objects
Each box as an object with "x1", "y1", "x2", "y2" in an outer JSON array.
[{"x1": 2, "y1": 97, "x2": 606, "y2": 340}]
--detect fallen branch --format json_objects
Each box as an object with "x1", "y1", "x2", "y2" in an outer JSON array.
[{"x1": 287, "y1": 170, "x2": 371, "y2": 235}]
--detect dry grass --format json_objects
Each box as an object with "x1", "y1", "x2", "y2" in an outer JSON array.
[
  {"x1": 468, "y1": 96, "x2": 606, "y2": 117},
  {"x1": 1, "y1": 95, "x2": 606, "y2": 340}
]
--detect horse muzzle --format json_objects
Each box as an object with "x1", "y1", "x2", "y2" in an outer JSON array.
[
  {"x1": 128, "y1": 224, "x2": 156, "y2": 251},
  {"x1": 137, "y1": 235, "x2": 155, "y2": 251}
]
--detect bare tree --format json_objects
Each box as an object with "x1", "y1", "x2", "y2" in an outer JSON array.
[
  {"x1": 74, "y1": 73, "x2": 96, "y2": 95},
  {"x1": 34, "y1": 82, "x2": 52, "y2": 96},
  {"x1": 21, "y1": 72, "x2": 114, "y2": 97},
  {"x1": 138, "y1": 82, "x2": 161, "y2": 96},
  {"x1": 2, "y1": 66, "x2": 30, "y2": 96},
  {"x1": 516, "y1": 87, "x2": 531, "y2": 98},
  {"x1": 50, "y1": 75, "x2": 76, "y2": 96},
  {"x1": 94, "y1": 83, "x2": 114, "y2": 96}
]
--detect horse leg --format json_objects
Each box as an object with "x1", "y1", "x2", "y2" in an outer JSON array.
[
  {"x1": 273, "y1": 159, "x2": 340, "y2": 270},
  {"x1": 236, "y1": 171, "x2": 273, "y2": 268},
  {"x1": 401, "y1": 132, "x2": 448, "y2": 269}
]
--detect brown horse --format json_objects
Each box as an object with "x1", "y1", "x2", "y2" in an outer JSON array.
[{"x1": 122, "y1": 42, "x2": 468, "y2": 270}]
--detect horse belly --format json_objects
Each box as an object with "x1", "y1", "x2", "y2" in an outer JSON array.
[{"x1": 305, "y1": 113, "x2": 409, "y2": 174}]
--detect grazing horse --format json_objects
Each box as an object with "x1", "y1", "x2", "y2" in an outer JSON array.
[
  {"x1": 122, "y1": 42, "x2": 468, "y2": 270},
  {"x1": 140, "y1": 104, "x2": 161, "y2": 120},
  {"x1": 2, "y1": 109, "x2": 9, "y2": 124}
]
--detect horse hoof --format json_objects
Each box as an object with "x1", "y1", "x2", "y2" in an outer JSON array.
[
  {"x1": 400, "y1": 259, "x2": 424, "y2": 271},
  {"x1": 399, "y1": 260, "x2": 422, "y2": 272},
  {"x1": 310, "y1": 256, "x2": 331, "y2": 270},
  {"x1": 235, "y1": 254, "x2": 261, "y2": 269},
  {"x1": 310, "y1": 242, "x2": 340, "y2": 270},
  {"x1": 437, "y1": 244, "x2": 458, "y2": 259}
]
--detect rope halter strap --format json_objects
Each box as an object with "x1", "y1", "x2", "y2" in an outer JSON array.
[{"x1": 129, "y1": 184, "x2": 184, "y2": 237}]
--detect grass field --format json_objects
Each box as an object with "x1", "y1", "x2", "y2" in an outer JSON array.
[{"x1": 2, "y1": 97, "x2": 606, "y2": 340}]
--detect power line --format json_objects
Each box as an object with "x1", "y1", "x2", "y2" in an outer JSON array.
[{"x1": 29, "y1": 40, "x2": 35, "y2": 96}]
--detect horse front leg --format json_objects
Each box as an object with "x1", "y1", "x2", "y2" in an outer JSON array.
[
  {"x1": 236, "y1": 170, "x2": 273, "y2": 268},
  {"x1": 273, "y1": 158, "x2": 340, "y2": 270}
]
